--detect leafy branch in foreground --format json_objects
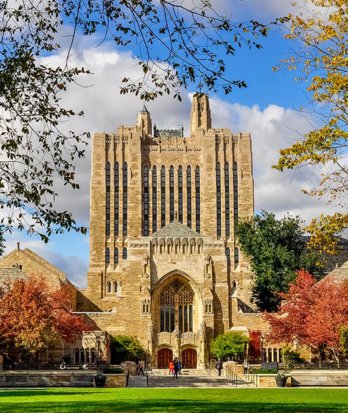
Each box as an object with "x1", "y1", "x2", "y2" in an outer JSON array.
[
  {"x1": 0, "y1": 0, "x2": 268, "y2": 240},
  {"x1": 273, "y1": 0, "x2": 348, "y2": 253}
]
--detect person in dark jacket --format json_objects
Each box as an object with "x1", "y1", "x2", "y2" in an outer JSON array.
[{"x1": 215, "y1": 359, "x2": 223, "y2": 376}]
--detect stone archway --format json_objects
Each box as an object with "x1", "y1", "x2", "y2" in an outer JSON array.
[{"x1": 159, "y1": 279, "x2": 194, "y2": 333}]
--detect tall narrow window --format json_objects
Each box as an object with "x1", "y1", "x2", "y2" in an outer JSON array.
[
  {"x1": 152, "y1": 166, "x2": 157, "y2": 233},
  {"x1": 216, "y1": 162, "x2": 221, "y2": 238},
  {"x1": 114, "y1": 247, "x2": 119, "y2": 264},
  {"x1": 226, "y1": 247, "x2": 231, "y2": 269},
  {"x1": 142, "y1": 165, "x2": 149, "y2": 236},
  {"x1": 170, "y1": 166, "x2": 174, "y2": 222},
  {"x1": 178, "y1": 166, "x2": 183, "y2": 223},
  {"x1": 114, "y1": 162, "x2": 119, "y2": 236},
  {"x1": 187, "y1": 166, "x2": 192, "y2": 228},
  {"x1": 123, "y1": 162, "x2": 128, "y2": 236},
  {"x1": 161, "y1": 166, "x2": 166, "y2": 227},
  {"x1": 233, "y1": 162, "x2": 238, "y2": 228},
  {"x1": 195, "y1": 166, "x2": 200, "y2": 233},
  {"x1": 122, "y1": 247, "x2": 127, "y2": 259},
  {"x1": 234, "y1": 247, "x2": 239, "y2": 267},
  {"x1": 106, "y1": 162, "x2": 111, "y2": 236},
  {"x1": 105, "y1": 247, "x2": 110, "y2": 264},
  {"x1": 225, "y1": 162, "x2": 230, "y2": 238}
]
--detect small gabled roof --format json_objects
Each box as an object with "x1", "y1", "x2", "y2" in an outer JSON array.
[{"x1": 152, "y1": 221, "x2": 201, "y2": 238}]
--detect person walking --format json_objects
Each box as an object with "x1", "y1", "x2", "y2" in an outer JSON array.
[
  {"x1": 215, "y1": 358, "x2": 223, "y2": 376},
  {"x1": 169, "y1": 360, "x2": 174, "y2": 375},
  {"x1": 173, "y1": 358, "x2": 179, "y2": 379},
  {"x1": 243, "y1": 359, "x2": 249, "y2": 375},
  {"x1": 138, "y1": 360, "x2": 145, "y2": 376},
  {"x1": 177, "y1": 359, "x2": 181, "y2": 375}
]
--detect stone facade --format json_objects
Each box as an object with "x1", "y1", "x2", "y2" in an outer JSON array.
[
  {"x1": 83, "y1": 93, "x2": 263, "y2": 368},
  {"x1": 1, "y1": 94, "x2": 347, "y2": 369}
]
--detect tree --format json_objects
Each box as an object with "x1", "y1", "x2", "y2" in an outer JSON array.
[
  {"x1": 1, "y1": 1, "x2": 268, "y2": 240},
  {"x1": 236, "y1": 211, "x2": 322, "y2": 312},
  {"x1": 273, "y1": 0, "x2": 348, "y2": 254},
  {"x1": 110, "y1": 335, "x2": 144, "y2": 362},
  {"x1": 0, "y1": 227, "x2": 5, "y2": 256},
  {"x1": 265, "y1": 270, "x2": 348, "y2": 367},
  {"x1": 210, "y1": 332, "x2": 249, "y2": 361},
  {"x1": 0, "y1": 277, "x2": 90, "y2": 366},
  {"x1": 340, "y1": 326, "x2": 348, "y2": 355}
]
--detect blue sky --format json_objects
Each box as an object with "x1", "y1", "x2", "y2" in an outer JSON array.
[{"x1": 3, "y1": 0, "x2": 343, "y2": 287}]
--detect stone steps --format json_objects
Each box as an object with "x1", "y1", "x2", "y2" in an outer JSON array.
[
  {"x1": 151, "y1": 368, "x2": 217, "y2": 377},
  {"x1": 128, "y1": 372, "x2": 254, "y2": 388}
]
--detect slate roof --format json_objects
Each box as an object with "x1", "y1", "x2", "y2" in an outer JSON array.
[{"x1": 152, "y1": 221, "x2": 201, "y2": 238}]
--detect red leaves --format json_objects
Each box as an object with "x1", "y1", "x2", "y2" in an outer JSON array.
[
  {"x1": 0, "y1": 277, "x2": 90, "y2": 354},
  {"x1": 265, "y1": 270, "x2": 348, "y2": 356}
]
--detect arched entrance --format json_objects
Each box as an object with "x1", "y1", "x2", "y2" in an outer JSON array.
[
  {"x1": 181, "y1": 348, "x2": 197, "y2": 368},
  {"x1": 157, "y1": 348, "x2": 173, "y2": 369},
  {"x1": 159, "y1": 279, "x2": 194, "y2": 333}
]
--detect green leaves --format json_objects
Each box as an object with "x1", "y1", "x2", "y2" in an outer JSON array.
[
  {"x1": 210, "y1": 332, "x2": 249, "y2": 361},
  {"x1": 236, "y1": 211, "x2": 323, "y2": 312}
]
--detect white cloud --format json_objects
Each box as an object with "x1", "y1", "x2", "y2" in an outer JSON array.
[
  {"x1": 3, "y1": 34, "x2": 343, "y2": 287},
  {"x1": 210, "y1": 97, "x2": 343, "y2": 224}
]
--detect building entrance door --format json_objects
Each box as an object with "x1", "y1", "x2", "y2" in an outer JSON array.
[
  {"x1": 157, "y1": 348, "x2": 173, "y2": 369},
  {"x1": 181, "y1": 348, "x2": 197, "y2": 368}
]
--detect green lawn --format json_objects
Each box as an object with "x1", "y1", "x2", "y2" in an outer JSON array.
[{"x1": 0, "y1": 388, "x2": 348, "y2": 413}]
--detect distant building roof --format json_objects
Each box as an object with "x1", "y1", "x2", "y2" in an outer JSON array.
[{"x1": 325, "y1": 260, "x2": 348, "y2": 284}]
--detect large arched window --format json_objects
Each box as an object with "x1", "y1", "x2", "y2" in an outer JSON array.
[
  {"x1": 105, "y1": 247, "x2": 110, "y2": 264},
  {"x1": 113, "y1": 281, "x2": 118, "y2": 293},
  {"x1": 161, "y1": 166, "x2": 166, "y2": 228},
  {"x1": 122, "y1": 247, "x2": 127, "y2": 259},
  {"x1": 187, "y1": 166, "x2": 192, "y2": 228},
  {"x1": 233, "y1": 162, "x2": 238, "y2": 228},
  {"x1": 106, "y1": 162, "x2": 111, "y2": 236},
  {"x1": 216, "y1": 162, "x2": 221, "y2": 238},
  {"x1": 225, "y1": 162, "x2": 230, "y2": 238},
  {"x1": 195, "y1": 166, "x2": 200, "y2": 233},
  {"x1": 123, "y1": 162, "x2": 128, "y2": 236},
  {"x1": 159, "y1": 280, "x2": 194, "y2": 333},
  {"x1": 178, "y1": 166, "x2": 183, "y2": 223},
  {"x1": 152, "y1": 166, "x2": 157, "y2": 233},
  {"x1": 114, "y1": 247, "x2": 119, "y2": 265},
  {"x1": 114, "y1": 162, "x2": 119, "y2": 236},
  {"x1": 107, "y1": 281, "x2": 112, "y2": 293},
  {"x1": 142, "y1": 165, "x2": 149, "y2": 235},
  {"x1": 170, "y1": 166, "x2": 174, "y2": 222}
]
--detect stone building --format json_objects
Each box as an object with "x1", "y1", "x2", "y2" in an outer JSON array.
[
  {"x1": 81, "y1": 93, "x2": 270, "y2": 368},
  {"x1": 1, "y1": 94, "x2": 347, "y2": 369}
]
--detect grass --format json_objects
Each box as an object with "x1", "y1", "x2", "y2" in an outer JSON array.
[{"x1": 0, "y1": 388, "x2": 348, "y2": 413}]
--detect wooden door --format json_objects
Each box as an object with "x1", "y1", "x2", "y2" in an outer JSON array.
[
  {"x1": 181, "y1": 348, "x2": 197, "y2": 368},
  {"x1": 157, "y1": 348, "x2": 173, "y2": 369}
]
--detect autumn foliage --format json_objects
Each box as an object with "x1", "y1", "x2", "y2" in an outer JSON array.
[
  {"x1": 0, "y1": 277, "x2": 90, "y2": 358},
  {"x1": 264, "y1": 270, "x2": 348, "y2": 364}
]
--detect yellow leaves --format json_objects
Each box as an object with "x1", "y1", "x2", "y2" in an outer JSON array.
[{"x1": 306, "y1": 213, "x2": 348, "y2": 254}]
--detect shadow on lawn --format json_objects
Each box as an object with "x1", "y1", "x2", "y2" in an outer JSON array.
[{"x1": 2, "y1": 399, "x2": 347, "y2": 413}]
